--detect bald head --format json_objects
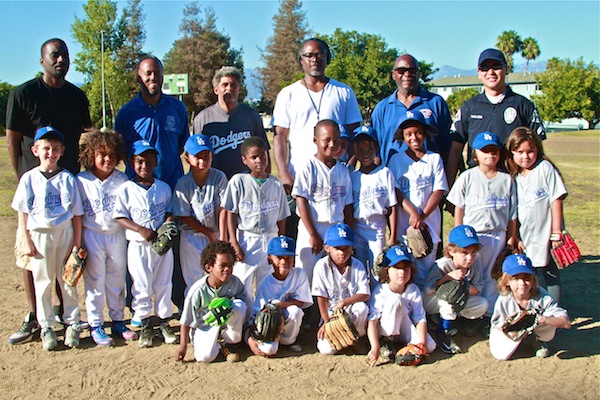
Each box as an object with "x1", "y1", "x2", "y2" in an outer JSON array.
[{"x1": 392, "y1": 54, "x2": 420, "y2": 95}]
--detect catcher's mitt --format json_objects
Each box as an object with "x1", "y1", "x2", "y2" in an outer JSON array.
[
  {"x1": 395, "y1": 343, "x2": 427, "y2": 366},
  {"x1": 250, "y1": 303, "x2": 285, "y2": 342},
  {"x1": 202, "y1": 297, "x2": 233, "y2": 327},
  {"x1": 550, "y1": 231, "x2": 581, "y2": 269},
  {"x1": 406, "y1": 226, "x2": 433, "y2": 259},
  {"x1": 151, "y1": 221, "x2": 178, "y2": 256},
  {"x1": 491, "y1": 246, "x2": 516, "y2": 280},
  {"x1": 502, "y1": 309, "x2": 539, "y2": 342},
  {"x1": 435, "y1": 279, "x2": 470, "y2": 313},
  {"x1": 324, "y1": 309, "x2": 359, "y2": 351},
  {"x1": 62, "y1": 248, "x2": 88, "y2": 286}
]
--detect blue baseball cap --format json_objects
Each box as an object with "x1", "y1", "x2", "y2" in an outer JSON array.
[
  {"x1": 34, "y1": 126, "x2": 64, "y2": 143},
  {"x1": 324, "y1": 223, "x2": 354, "y2": 247},
  {"x1": 478, "y1": 48, "x2": 507, "y2": 67},
  {"x1": 382, "y1": 245, "x2": 413, "y2": 267},
  {"x1": 184, "y1": 134, "x2": 213, "y2": 155},
  {"x1": 502, "y1": 254, "x2": 534, "y2": 276},
  {"x1": 449, "y1": 225, "x2": 481, "y2": 248},
  {"x1": 397, "y1": 111, "x2": 437, "y2": 134},
  {"x1": 472, "y1": 131, "x2": 502, "y2": 150},
  {"x1": 131, "y1": 140, "x2": 158, "y2": 156},
  {"x1": 339, "y1": 124, "x2": 352, "y2": 140},
  {"x1": 352, "y1": 125, "x2": 378, "y2": 143},
  {"x1": 268, "y1": 236, "x2": 296, "y2": 256}
]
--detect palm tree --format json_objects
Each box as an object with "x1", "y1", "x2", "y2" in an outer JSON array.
[
  {"x1": 496, "y1": 30, "x2": 522, "y2": 72},
  {"x1": 521, "y1": 37, "x2": 541, "y2": 73}
]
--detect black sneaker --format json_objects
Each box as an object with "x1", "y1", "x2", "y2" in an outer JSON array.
[
  {"x1": 7, "y1": 313, "x2": 39, "y2": 345},
  {"x1": 158, "y1": 322, "x2": 178, "y2": 344},
  {"x1": 437, "y1": 331, "x2": 461, "y2": 354}
]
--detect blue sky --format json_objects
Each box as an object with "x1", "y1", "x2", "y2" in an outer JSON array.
[{"x1": 1, "y1": 0, "x2": 599, "y2": 86}]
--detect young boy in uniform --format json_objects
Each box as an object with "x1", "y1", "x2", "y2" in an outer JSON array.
[
  {"x1": 172, "y1": 134, "x2": 228, "y2": 295},
  {"x1": 423, "y1": 225, "x2": 489, "y2": 354},
  {"x1": 247, "y1": 236, "x2": 313, "y2": 356},
  {"x1": 11, "y1": 126, "x2": 84, "y2": 351},
  {"x1": 175, "y1": 241, "x2": 247, "y2": 363},
  {"x1": 222, "y1": 137, "x2": 290, "y2": 313},
  {"x1": 312, "y1": 224, "x2": 370, "y2": 354},
  {"x1": 113, "y1": 140, "x2": 177, "y2": 348},
  {"x1": 292, "y1": 119, "x2": 354, "y2": 284}
]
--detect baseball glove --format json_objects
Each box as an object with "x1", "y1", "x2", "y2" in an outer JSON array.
[
  {"x1": 435, "y1": 279, "x2": 470, "y2": 313},
  {"x1": 202, "y1": 297, "x2": 233, "y2": 327},
  {"x1": 550, "y1": 231, "x2": 581, "y2": 269},
  {"x1": 324, "y1": 309, "x2": 359, "y2": 351},
  {"x1": 250, "y1": 303, "x2": 285, "y2": 342},
  {"x1": 491, "y1": 246, "x2": 516, "y2": 280},
  {"x1": 62, "y1": 248, "x2": 88, "y2": 287},
  {"x1": 372, "y1": 244, "x2": 394, "y2": 282},
  {"x1": 151, "y1": 221, "x2": 178, "y2": 256},
  {"x1": 502, "y1": 309, "x2": 539, "y2": 342},
  {"x1": 395, "y1": 343, "x2": 427, "y2": 366},
  {"x1": 406, "y1": 226, "x2": 433, "y2": 259}
]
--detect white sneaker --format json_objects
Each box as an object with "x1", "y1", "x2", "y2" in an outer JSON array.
[
  {"x1": 41, "y1": 328, "x2": 58, "y2": 351},
  {"x1": 64, "y1": 323, "x2": 81, "y2": 348}
]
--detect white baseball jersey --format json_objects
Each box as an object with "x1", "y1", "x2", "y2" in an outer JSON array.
[
  {"x1": 112, "y1": 179, "x2": 173, "y2": 241},
  {"x1": 251, "y1": 268, "x2": 313, "y2": 318},
  {"x1": 77, "y1": 169, "x2": 128, "y2": 233},
  {"x1": 388, "y1": 150, "x2": 448, "y2": 243},
  {"x1": 172, "y1": 168, "x2": 227, "y2": 233},
  {"x1": 447, "y1": 168, "x2": 517, "y2": 233},
  {"x1": 222, "y1": 173, "x2": 291, "y2": 234},
  {"x1": 311, "y1": 256, "x2": 370, "y2": 312},
  {"x1": 12, "y1": 168, "x2": 84, "y2": 229},
  {"x1": 368, "y1": 282, "x2": 426, "y2": 325},
  {"x1": 351, "y1": 165, "x2": 397, "y2": 223},
  {"x1": 292, "y1": 156, "x2": 353, "y2": 224},
  {"x1": 272, "y1": 79, "x2": 362, "y2": 178},
  {"x1": 516, "y1": 160, "x2": 567, "y2": 267}
]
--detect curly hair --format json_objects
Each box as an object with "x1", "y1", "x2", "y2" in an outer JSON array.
[
  {"x1": 78, "y1": 128, "x2": 126, "y2": 171},
  {"x1": 201, "y1": 240, "x2": 236, "y2": 272},
  {"x1": 505, "y1": 126, "x2": 560, "y2": 178},
  {"x1": 497, "y1": 272, "x2": 540, "y2": 297}
]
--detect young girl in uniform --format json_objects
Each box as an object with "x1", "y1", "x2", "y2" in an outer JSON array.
[
  {"x1": 446, "y1": 131, "x2": 517, "y2": 318},
  {"x1": 367, "y1": 245, "x2": 436, "y2": 367},
  {"x1": 506, "y1": 127, "x2": 568, "y2": 302},
  {"x1": 350, "y1": 125, "x2": 398, "y2": 285},
  {"x1": 489, "y1": 254, "x2": 570, "y2": 360},
  {"x1": 77, "y1": 128, "x2": 136, "y2": 346},
  {"x1": 387, "y1": 111, "x2": 448, "y2": 289},
  {"x1": 172, "y1": 134, "x2": 228, "y2": 295}
]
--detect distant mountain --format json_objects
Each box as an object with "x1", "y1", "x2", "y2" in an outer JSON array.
[{"x1": 431, "y1": 60, "x2": 547, "y2": 80}]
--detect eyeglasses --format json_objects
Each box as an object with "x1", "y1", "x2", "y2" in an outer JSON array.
[
  {"x1": 301, "y1": 52, "x2": 326, "y2": 60},
  {"x1": 479, "y1": 64, "x2": 504, "y2": 72},
  {"x1": 394, "y1": 67, "x2": 419, "y2": 75}
]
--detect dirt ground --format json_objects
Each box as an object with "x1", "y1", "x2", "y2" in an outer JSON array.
[{"x1": 0, "y1": 215, "x2": 598, "y2": 400}]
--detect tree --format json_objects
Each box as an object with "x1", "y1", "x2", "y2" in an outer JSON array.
[
  {"x1": 418, "y1": 59, "x2": 439, "y2": 90},
  {"x1": 521, "y1": 37, "x2": 541, "y2": 73},
  {"x1": 446, "y1": 88, "x2": 479, "y2": 116},
  {"x1": 0, "y1": 80, "x2": 16, "y2": 131},
  {"x1": 317, "y1": 29, "x2": 398, "y2": 118},
  {"x1": 496, "y1": 30, "x2": 522, "y2": 72},
  {"x1": 258, "y1": 0, "x2": 309, "y2": 112},
  {"x1": 532, "y1": 57, "x2": 600, "y2": 129},
  {"x1": 163, "y1": 3, "x2": 243, "y2": 116},
  {"x1": 71, "y1": 0, "x2": 146, "y2": 127}
]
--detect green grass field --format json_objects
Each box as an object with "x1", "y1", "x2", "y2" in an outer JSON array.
[{"x1": 1, "y1": 131, "x2": 598, "y2": 257}]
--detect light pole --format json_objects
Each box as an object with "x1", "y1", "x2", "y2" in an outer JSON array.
[{"x1": 100, "y1": 29, "x2": 106, "y2": 129}]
